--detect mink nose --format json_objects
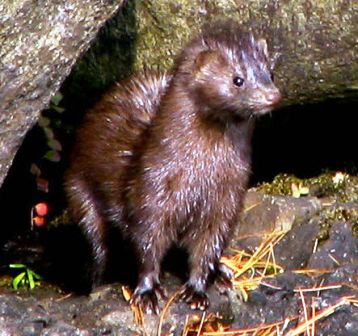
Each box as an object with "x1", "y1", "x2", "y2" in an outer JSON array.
[{"x1": 265, "y1": 90, "x2": 281, "y2": 105}]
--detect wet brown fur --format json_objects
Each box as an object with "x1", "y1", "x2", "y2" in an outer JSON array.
[{"x1": 65, "y1": 20, "x2": 281, "y2": 313}]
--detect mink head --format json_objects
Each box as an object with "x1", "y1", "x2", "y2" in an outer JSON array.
[{"x1": 175, "y1": 20, "x2": 281, "y2": 120}]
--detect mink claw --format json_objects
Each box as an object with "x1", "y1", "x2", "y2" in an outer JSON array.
[
  {"x1": 130, "y1": 291, "x2": 160, "y2": 315},
  {"x1": 214, "y1": 263, "x2": 234, "y2": 294},
  {"x1": 130, "y1": 285, "x2": 165, "y2": 315},
  {"x1": 179, "y1": 284, "x2": 210, "y2": 311},
  {"x1": 155, "y1": 285, "x2": 168, "y2": 301}
]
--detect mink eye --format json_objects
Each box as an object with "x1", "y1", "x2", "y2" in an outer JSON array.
[
  {"x1": 233, "y1": 76, "x2": 244, "y2": 87},
  {"x1": 270, "y1": 72, "x2": 275, "y2": 81}
]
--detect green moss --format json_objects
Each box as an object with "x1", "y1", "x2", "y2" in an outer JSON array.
[
  {"x1": 256, "y1": 173, "x2": 308, "y2": 196},
  {"x1": 317, "y1": 205, "x2": 358, "y2": 241},
  {"x1": 256, "y1": 172, "x2": 358, "y2": 203},
  {"x1": 308, "y1": 173, "x2": 358, "y2": 203},
  {"x1": 48, "y1": 210, "x2": 71, "y2": 228},
  {"x1": 0, "y1": 276, "x2": 12, "y2": 288},
  {"x1": 353, "y1": 222, "x2": 358, "y2": 237}
]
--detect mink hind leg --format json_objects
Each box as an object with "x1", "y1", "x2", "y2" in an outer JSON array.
[
  {"x1": 65, "y1": 177, "x2": 109, "y2": 289},
  {"x1": 180, "y1": 225, "x2": 232, "y2": 310},
  {"x1": 130, "y1": 222, "x2": 172, "y2": 314}
]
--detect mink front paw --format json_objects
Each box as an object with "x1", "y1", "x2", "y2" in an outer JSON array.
[
  {"x1": 179, "y1": 284, "x2": 210, "y2": 311},
  {"x1": 130, "y1": 284, "x2": 166, "y2": 315},
  {"x1": 214, "y1": 263, "x2": 233, "y2": 294}
]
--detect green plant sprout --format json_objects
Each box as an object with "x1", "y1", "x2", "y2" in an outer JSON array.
[
  {"x1": 291, "y1": 182, "x2": 309, "y2": 198},
  {"x1": 9, "y1": 264, "x2": 42, "y2": 290}
]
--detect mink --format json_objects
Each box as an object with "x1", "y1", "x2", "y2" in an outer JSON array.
[{"x1": 64, "y1": 20, "x2": 281, "y2": 314}]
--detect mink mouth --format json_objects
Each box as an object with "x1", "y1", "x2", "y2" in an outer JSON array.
[
  {"x1": 250, "y1": 98, "x2": 282, "y2": 115},
  {"x1": 234, "y1": 104, "x2": 277, "y2": 119},
  {"x1": 254, "y1": 106, "x2": 277, "y2": 115}
]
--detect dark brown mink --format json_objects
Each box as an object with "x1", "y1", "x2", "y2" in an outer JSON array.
[{"x1": 64, "y1": 20, "x2": 281, "y2": 314}]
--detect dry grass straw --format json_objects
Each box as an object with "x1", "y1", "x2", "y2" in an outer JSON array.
[
  {"x1": 182, "y1": 312, "x2": 230, "y2": 336},
  {"x1": 221, "y1": 230, "x2": 286, "y2": 300},
  {"x1": 157, "y1": 289, "x2": 181, "y2": 336},
  {"x1": 184, "y1": 293, "x2": 356, "y2": 336},
  {"x1": 122, "y1": 285, "x2": 149, "y2": 336},
  {"x1": 285, "y1": 296, "x2": 355, "y2": 336}
]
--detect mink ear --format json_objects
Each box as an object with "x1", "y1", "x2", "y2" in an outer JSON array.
[
  {"x1": 194, "y1": 50, "x2": 220, "y2": 72},
  {"x1": 258, "y1": 38, "x2": 281, "y2": 70},
  {"x1": 257, "y1": 38, "x2": 269, "y2": 58}
]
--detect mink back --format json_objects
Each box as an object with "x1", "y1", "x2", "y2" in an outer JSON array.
[{"x1": 64, "y1": 70, "x2": 171, "y2": 226}]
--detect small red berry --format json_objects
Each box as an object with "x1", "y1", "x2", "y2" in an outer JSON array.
[
  {"x1": 34, "y1": 202, "x2": 49, "y2": 216},
  {"x1": 33, "y1": 216, "x2": 46, "y2": 227}
]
